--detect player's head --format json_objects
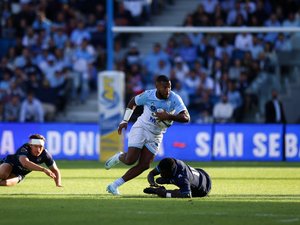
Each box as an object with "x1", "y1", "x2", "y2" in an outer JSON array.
[
  {"x1": 158, "y1": 158, "x2": 176, "y2": 178},
  {"x1": 155, "y1": 75, "x2": 171, "y2": 99},
  {"x1": 28, "y1": 134, "x2": 46, "y2": 156}
]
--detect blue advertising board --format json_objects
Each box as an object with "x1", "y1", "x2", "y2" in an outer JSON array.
[
  {"x1": 285, "y1": 125, "x2": 300, "y2": 162},
  {"x1": 0, "y1": 123, "x2": 298, "y2": 161},
  {"x1": 0, "y1": 123, "x2": 99, "y2": 160},
  {"x1": 213, "y1": 124, "x2": 284, "y2": 161}
]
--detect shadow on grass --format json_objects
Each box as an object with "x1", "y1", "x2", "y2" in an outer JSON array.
[{"x1": 1, "y1": 196, "x2": 300, "y2": 225}]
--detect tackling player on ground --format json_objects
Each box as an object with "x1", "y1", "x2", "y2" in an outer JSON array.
[
  {"x1": 105, "y1": 75, "x2": 190, "y2": 195},
  {"x1": 144, "y1": 158, "x2": 211, "y2": 198},
  {"x1": 0, "y1": 134, "x2": 62, "y2": 187}
]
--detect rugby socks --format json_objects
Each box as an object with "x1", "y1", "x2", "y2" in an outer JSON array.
[{"x1": 112, "y1": 178, "x2": 125, "y2": 188}]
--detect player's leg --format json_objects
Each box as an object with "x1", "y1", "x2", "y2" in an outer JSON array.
[
  {"x1": 0, "y1": 163, "x2": 19, "y2": 186},
  {"x1": 121, "y1": 146, "x2": 155, "y2": 182},
  {"x1": 119, "y1": 147, "x2": 141, "y2": 165},
  {"x1": 107, "y1": 147, "x2": 154, "y2": 195},
  {"x1": 105, "y1": 126, "x2": 145, "y2": 170},
  {"x1": 0, "y1": 175, "x2": 21, "y2": 186},
  {"x1": 0, "y1": 163, "x2": 13, "y2": 180}
]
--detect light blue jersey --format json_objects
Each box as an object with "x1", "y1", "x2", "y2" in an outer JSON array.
[{"x1": 134, "y1": 89, "x2": 187, "y2": 135}]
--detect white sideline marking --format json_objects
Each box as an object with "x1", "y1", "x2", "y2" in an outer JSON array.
[{"x1": 279, "y1": 218, "x2": 299, "y2": 223}]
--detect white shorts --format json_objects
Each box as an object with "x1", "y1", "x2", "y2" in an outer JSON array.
[{"x1": 128, "y1": 125, "x2": 163, "y2": 155}]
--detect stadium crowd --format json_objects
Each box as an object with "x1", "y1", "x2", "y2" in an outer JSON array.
[{"x1": 0, "y1": 0, "x2": 299, "y2": 123}]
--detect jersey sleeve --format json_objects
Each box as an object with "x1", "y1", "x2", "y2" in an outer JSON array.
[
  {"x1": 42, "y1": 149, "x2": 55, "y2": 167},
  {"x1": 18, "y1": 145, "x2": 30, "y2": 157},
  {"x1": 135, "y1": 90, "x2": 150, "y2": 106},
  {"x1": 173, "y1": 93, "x2": 188, "y2": 115}
]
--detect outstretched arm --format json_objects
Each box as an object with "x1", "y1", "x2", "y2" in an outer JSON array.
[
  {"x1": 49, "y1": 162, "x2": 62, "y2": 187},
  {"x1": 144, "y1": 187, "x2": 191, "y2": 198},
  {"x1": 19, "y1": 156, "x2": 56, "y2": 179}
]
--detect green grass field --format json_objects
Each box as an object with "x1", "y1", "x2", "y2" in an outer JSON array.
[{"x1": 1, "y1": 161, "x2": 300, "y2": 225}]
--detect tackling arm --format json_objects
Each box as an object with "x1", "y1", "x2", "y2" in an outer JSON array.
[
  {"x1": 49, "y1": 162, "x2": 62, "y2": 187},
  {"x1": 147, "y1": 168, "x2": 160, "y2": 187},
  {"x1": 19, "y1": 156, "x2": 56, "y2": 179},
  {"x1": 144, "y1": 187, "x2": 191, "y2": 198}
]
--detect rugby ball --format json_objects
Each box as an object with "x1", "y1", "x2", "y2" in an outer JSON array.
[{"x1": 156, "y1": 109, "x2": 175, "y2": 128}]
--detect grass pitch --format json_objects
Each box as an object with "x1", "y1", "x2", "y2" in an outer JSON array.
[{"x1": 1, "y1": 161, "x2": 300, "y2": 225}]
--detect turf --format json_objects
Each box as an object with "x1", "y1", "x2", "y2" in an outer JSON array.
[{"x1": 1, "y1": 161, "x2": 300, "y2": 225}]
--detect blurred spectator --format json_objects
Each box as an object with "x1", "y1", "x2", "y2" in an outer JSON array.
[
  {"x1": 143, "y1": 42, "x2": 170, "y2": 77},
  {"x1": 274, "y1": 33, "x2": 292, "y2": 52},
  {"x1": 70, "y1": 20, "x2": 91, "y2": 46},
  {"x1": 202, "y1": 0, "x2": 218, "y2": 15},
  {"x1": 227, "y1": 81, "x2": 243, "y2": 121},
  {"x1": 173, "y1": 80, "x2": 190, "y2": 107},
  {"x1": 264, "y1": 89, "x2": 286, "y2": 124},
  {"x1": 20, "y1": 91, "x2": 44, "y2": 122},
  {"x1": 234, "y1": 33, "x2": 253, "y2": 52},
  {"x1": 123, "y1": 0, "x2": 144, "y2": 26},
  {"x1": 213, "y1": 94, "x2": 234, "y2": 123},
  {"x1": 264, "y1": 13, "x2": 281, "y2": 43},
  {"x1": 154, "y1": 60, "x2": 171, "y2": 79},
  {"x1": 250, "y1": 35, "x2": 264, "y2": 60},
  {"x1": 226, "y1": 1, "x2": 247, "y2": 25},
  {"x1": 229, "y1": 59, "x2": 245, "y2": 80},
  {"x1": 3, "y1": 95, "x2": 21, "y2": 122},
  {"x1": 172, "y1": 56, "x2": 189, "y2": 83},
  {"x1": 178, "y1": 35, "x2": 197, "y2": 68},
  {"x1": 124, "y1": 42, "x2": 142, "y2": 69},
  {"x1": 0, "y1": 101, "x2": 4, "y2": 122},
  {"x1": 0, "y1": 72, "x2": 11, "y2": 101}
]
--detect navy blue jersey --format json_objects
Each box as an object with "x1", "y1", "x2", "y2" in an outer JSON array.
[
  {"x1": 3, "y1": 143, "x2": 54, "y2": 176},
  {"x1": 157, "y1": 159, "x2": 211, "y2": 197}
]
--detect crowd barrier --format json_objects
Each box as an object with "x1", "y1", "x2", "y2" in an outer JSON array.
[{"x1": 0, "y1": 123, "x2": 299, "y2": 161}]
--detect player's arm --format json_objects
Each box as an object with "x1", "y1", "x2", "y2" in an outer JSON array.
[
  {"x1": 18, "y1": 155, "x2": 56, "y2": 179},
  {"x1": 147, "y1": 167, "x2": 160, "y2": 187},
  {"x1": 144, "y1": 187, "x2": 191, "y2": 198},
  {"x1": 48, "y1": 162, "x2": 62, "y2": 187},
  {"x1": 156, "y1": 189, "x2": 191, "y2": 198},
  {"x1": 169, "y1": 110, "x2": 190, "y2": 123},
  {"x1": 156, "y1": 110, "x2": 190, "y2": 123},
  {"x1": 118, "y1": 97, "x2": 137, "y2": 135}
]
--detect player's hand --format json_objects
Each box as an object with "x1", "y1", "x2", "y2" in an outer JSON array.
[
  {"x1": 155, "y1": 110, "x2": 170, "y2": 121},
  {"x1": 43, "y1": 168, "x2": 56, "y2": 179},
  {"x1": 118, "y1": 121, "x2": 128, "y2": 135},
  {"x1": 156, "y1": 187, "x2": 167, "y2": 197},
  {"x1": 143, "y1": 186, "x2": 166, "y2": 195},
  {"x1": 143, "y1": 187, "x2": 157, "y2": 195},
  {"x1": 149, "y1": 182, "x2": 159, "y2": 187}
]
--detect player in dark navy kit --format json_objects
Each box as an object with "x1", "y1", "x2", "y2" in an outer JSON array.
[
  {"x1": 144, "y1": 158, "x2": 211, "y2": 198},
  {"x1": 0, "y1": 134, "x2": 62, "y2": 187}
]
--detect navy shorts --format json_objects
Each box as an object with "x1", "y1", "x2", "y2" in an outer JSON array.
[{"x1": 191, "y1": 168, "x2": 212, "y2": 197}]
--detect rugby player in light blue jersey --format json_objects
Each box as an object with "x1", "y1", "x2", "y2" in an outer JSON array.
[{"x1": 105, "y1": 75, "x2": 190, "y2": 195}]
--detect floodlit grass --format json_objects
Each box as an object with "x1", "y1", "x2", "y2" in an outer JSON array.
[{"x1": 1, "y1": 161, "x2": 300, "y2": 225}]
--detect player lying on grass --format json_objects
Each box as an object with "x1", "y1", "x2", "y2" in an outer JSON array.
[
  {"x1": 144, "y1": 158, "x2": 211, "y2": 198},
  {"x1": 0, "y1": 134, "x2": 62, "y2": 187}
]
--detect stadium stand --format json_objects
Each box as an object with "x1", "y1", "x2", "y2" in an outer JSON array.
[{"x1": 1, "y1": 0, "x2": 300, "y2": 123}]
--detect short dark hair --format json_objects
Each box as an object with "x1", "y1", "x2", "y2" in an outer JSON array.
[
  {"x1": 158, "y1": 158, "x2": 175, "y2": 172},
  {"x1": 156, "y1": 75, "x2": 170, "y2": 83}
]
